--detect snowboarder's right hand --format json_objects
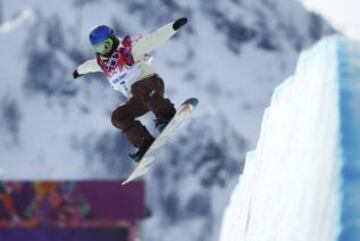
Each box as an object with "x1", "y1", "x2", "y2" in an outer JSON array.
[
  {"x1": 72, "y1": 70, "x2": 82, "y2": 79},
  {"x1": 173, "y1": 17, "x2": 188, "y2": 31}
]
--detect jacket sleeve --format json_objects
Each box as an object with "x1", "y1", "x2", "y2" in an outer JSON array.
[
  {"x1": 76, "y1": 59, "x2": 102, "y2": 75},
  {"x1": 132, "y1": 21, "x2": 178, "y2": 58}
]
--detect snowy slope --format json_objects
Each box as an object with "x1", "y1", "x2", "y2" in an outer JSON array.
[
  {"x1": 219, "y1": 35, "x2": 360, "y2": 241},
  {"x1": 0, "y1": 1, "x2": 334, "y2": 241},
  {"x1": 219, "y1": 35, "x2": 341, "y2": 241}
]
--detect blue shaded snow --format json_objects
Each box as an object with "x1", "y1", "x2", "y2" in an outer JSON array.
[{"x1": 338, "y1": 37, "x2": 360, "y2": 241}]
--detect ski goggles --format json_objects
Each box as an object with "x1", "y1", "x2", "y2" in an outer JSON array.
[{"x1": 92, "y1": 38, "x2": 114, "y2": 55}]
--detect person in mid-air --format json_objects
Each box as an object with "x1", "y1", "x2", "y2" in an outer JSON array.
[{"x1": 72, "y1": 17, "x2": 188, "y2": 162}]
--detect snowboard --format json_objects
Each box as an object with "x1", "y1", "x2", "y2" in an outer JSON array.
[{"x1": 122, "y1": 98, "x2": 198, "y2": 185}]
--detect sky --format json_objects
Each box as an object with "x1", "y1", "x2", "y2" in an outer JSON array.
[{"x1": 300, "y1": 0, "x2": 360, "y2": 40}]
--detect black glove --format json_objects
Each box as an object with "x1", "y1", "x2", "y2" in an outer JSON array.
[
  {"x1": 173, "y1": 17, "x2": 188, "y2": 31},
  {"x1": 72, "y1": 70, "x2": 82, "y2": 79}
]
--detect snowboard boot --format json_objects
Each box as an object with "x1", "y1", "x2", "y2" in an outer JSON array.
[
  {"x1": 155, "y1": 112, "x2": 176, "y2": 133},
  {"x1": 129, "y1": 136, "x2": 155, "y2": 163}
]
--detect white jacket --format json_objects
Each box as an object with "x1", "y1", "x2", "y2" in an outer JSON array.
[{"x1": 76, "y1": 20, "x2": 178, "y2": 97}]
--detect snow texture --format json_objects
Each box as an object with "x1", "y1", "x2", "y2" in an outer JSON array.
[{"x1": 219, "y1": 35, "x2": 360, "y2": 241}]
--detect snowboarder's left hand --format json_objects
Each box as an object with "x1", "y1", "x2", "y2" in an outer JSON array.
[{"x1": 173, "y1": 17, "x2": 188, "y2": 31}]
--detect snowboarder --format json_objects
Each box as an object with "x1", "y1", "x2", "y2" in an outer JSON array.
[{"x1": 72, "y1": 17, "x2": 188, "y2": 162}]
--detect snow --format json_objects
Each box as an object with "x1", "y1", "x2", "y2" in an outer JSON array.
[
  {"x1": 0, "y1": 8, "x2": 35, "y2": 33},
  {"x1": 337, "y1": 39, "x2": 360, "y2": 241},
  {"x1": 219, "y1": 35, "x2": 360, "y2": 241}
]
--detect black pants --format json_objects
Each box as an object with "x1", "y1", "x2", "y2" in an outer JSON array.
[{"x1": 111, "y1": 75, "x2": 176, "y2": 148}]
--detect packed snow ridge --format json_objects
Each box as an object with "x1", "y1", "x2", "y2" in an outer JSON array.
[{"x1": 219, "y1": 35, "x2": 360, "y2": 241}]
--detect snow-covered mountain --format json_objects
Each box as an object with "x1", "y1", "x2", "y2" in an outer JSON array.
[{"x1": 0, "y1": 1, "x2": 334, "y2": 241}]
